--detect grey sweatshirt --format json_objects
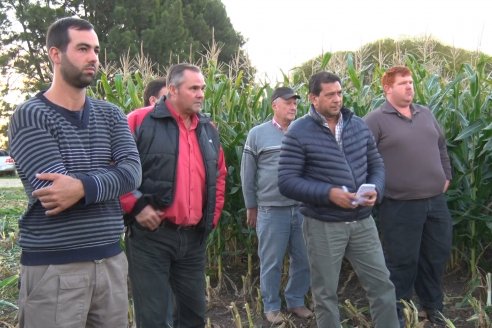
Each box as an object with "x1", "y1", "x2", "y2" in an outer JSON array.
[
  {"x1": 364, "y1": 101, "x2": 452, "y2": 200},
  {"x1": 241, "y1": 121, "x2": 297, "y2": 208}
]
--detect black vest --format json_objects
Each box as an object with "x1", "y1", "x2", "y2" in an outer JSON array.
[{"x1": 133, "y1": 98, "x2": 221, "y2": 234}]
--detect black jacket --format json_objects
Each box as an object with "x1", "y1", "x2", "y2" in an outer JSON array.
[{"x1": 278, "y1": 106, "x2": 385, "y2": 222}]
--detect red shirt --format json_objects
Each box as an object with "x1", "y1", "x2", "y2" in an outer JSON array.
[
  {"x1": 162, "y1": 102, "x2": 205, "y2": 226},
  {"x1": 120, "y1": 102, "x2": 227, "y2": 228}
]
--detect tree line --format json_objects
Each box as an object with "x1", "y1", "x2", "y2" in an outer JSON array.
[{"x1": 0, "y1": 0, "x2": 250, "y2": 147}]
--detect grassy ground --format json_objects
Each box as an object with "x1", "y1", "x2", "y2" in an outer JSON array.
[{"x1": 0, "y1": 188, "x2": 25, "y2": 326}]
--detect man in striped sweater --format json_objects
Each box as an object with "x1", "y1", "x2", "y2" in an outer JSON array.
[{"x1": 8, "y1": 17, "x2": 142, "y2": 328}]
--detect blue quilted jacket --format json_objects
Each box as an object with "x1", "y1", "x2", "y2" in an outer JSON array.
[{"x1": 278, "y1": 106, "x2": 384, "y2": 222}]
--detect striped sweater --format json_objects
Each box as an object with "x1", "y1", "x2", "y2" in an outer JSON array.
[{"x1": 8, "y1": 92, "x2": 142, "y2": 265}]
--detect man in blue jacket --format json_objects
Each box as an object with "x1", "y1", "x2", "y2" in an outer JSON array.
[{"x1": 278, "y1": 71, "x2": 398, "y2": 327}]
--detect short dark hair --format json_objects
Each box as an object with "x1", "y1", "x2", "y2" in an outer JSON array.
[
  {"x1": 167, "y1": 63, "x2": 201, "y2": 88},
  {"x1": 46, "y1": 17, "x2": 94, "y2": 52},
  {"x1": 308, "y1": 72, "x2": 341, "y2": 96},
  {"x1": 143, "y1": 78, "x2": 167, "y2": 106}
]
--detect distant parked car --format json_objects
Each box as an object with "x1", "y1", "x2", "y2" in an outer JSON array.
[{"x1": 0, "y1": 150, "x2": 16, "y2": 175}]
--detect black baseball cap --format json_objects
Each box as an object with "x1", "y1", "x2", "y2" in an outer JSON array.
[{"x1": 271, "y1": 87, "x2": 300, "y2": 102}]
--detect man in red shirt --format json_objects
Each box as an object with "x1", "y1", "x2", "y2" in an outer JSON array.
[{"x1": 121, "y1": 63, "x2": 227, "y2": 327}]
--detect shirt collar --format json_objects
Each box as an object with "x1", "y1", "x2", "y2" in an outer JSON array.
[
  {"x1": 309, "y1": 105, "x2": 343, "y2": 127},
  {"x1": 166, "y1": 100, "x2": 199, "y2": 129},
  {"x1": 381, "y1": 100, "x2": 420, "y2": 115},
  {"x1": 272, "y1": 118, "x2": 286, "y2": 132}
]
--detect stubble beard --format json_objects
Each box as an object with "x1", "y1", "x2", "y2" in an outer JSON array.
[{"x1": 60, "y1": 54, "x2": 96, "y2": 89}]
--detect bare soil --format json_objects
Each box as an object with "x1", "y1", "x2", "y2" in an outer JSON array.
[{"x1": 205, "y1": 258, "x2": 475, "y2": 327}]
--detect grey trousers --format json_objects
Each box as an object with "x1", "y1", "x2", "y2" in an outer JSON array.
[{"x1": 303, "y1": 216, "x2": 399, "y2": 328}]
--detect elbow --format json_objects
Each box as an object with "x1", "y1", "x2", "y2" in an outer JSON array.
[{"x1": 131, "y1": 166, "x2": 143, "y2": 190}]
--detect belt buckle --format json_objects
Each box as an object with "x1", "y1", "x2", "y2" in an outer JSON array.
[{"x1": 178, "y1": 225, "x2": 195, "y2": 230}]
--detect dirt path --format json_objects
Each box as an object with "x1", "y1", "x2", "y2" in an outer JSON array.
[{"x1": 0, "y1": 178, "x2": 22, "y2": 188}]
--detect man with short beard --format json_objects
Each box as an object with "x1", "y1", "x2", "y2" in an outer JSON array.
[{"x1": 8, "y1": 17, "x2": 142, "y2": 328}]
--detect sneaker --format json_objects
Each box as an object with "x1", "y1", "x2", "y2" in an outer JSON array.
[
  {"x1": 265, "y1": 311, "x2": 284, "y2": 324},
  {"x1": 425, "y1": 308, "x2": 446, "y2": 326},
  {"x1": 287, "y1": 306, "x2": 314, "y2": 319}
]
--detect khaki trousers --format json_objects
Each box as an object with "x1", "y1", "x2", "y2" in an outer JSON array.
[{"x1": 18, "y1": 252, "x2": 128, "y2": 328}]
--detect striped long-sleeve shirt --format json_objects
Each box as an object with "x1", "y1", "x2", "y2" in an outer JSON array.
[{"x1": 8, "y1": 92, "x2": 142, "y2": 265}]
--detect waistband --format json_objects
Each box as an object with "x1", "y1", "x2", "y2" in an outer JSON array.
[{"x1": 161, "y1": 220, "x2": 198, "y2": 231}]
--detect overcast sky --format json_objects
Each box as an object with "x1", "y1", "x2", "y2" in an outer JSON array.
[{"x1": 221, "y1": 0, "x2": 492, "y2": 81}]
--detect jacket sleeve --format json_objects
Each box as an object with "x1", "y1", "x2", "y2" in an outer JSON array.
[
  {"x1": 364, "y1": 125, "x2": 385, "y2": 203},
  {"x1": 212, "y1": 146, "x2": 227, "y2": 227}
]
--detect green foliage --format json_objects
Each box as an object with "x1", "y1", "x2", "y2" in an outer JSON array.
[
  {"x1": 90, "y1": 71, "x2": 145, "y2": 114},
  {"x1": 438, "y1": 58, "x2": 492, "y2": 275},
  {"x1": 0, "y1": 0, "x2": 249, "y2": 128},
  {"x1": 0, "y1": 188, "x2": 24, "y2": 324},
  {"x1": 294, "y1": 37, "x2": 492, "y2": 87}
]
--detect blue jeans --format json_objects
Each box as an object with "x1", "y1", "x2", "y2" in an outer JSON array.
[
  {"x1": 256, "y1": 205, "x2": 310, "y2": 313},
  {"x1": 379, "y1": 194, "x2": 453, "y2": 311},
  {"x1": 303, "y1": 216, "x2": 399, "y2": 328},
  {"x1": 126, "y1": 222, "x2": 206, "y2": 328}
]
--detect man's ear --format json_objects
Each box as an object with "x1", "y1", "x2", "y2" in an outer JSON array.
[
  {"x1": 168, "y1": 84, "x2": 177, "y2": 97},
  {"x1": 308, "y1": 93, "x2": 316, "y2": 104},
  {"x1": 148, "y1": 96, "x2": 157, "y2": 106},
  {"x1": 48, "y1": 47, "x2": 61, "y2": 65},
  {"x1": 383, "y1": 84, "x2": 391, "y2": 95}
]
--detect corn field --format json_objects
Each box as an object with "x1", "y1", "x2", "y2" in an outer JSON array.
[
  {"x1": 93, "y1": 48, "x2": 492, "y2": 274},
  {"x1": 87, "y1": 45, "x2": 492, "y2": 327}
]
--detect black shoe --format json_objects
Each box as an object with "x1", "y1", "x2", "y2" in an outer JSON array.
[{"x1": 425, "y1": 308, "x2": 446, "y2": 326}]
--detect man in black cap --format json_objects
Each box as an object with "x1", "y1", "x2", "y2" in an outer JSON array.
[{"x1": 241, "y1": 87, "x2": 313, "y2": 324}]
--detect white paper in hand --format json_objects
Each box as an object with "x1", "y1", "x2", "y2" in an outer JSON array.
[{"x1": 353, "y1": 183, "x2": 376, "y2": 205}]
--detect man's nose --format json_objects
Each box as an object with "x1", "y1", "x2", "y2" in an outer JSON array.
[{"x1": 88, "y1": 49, "x2": 99, "y2": 62}]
